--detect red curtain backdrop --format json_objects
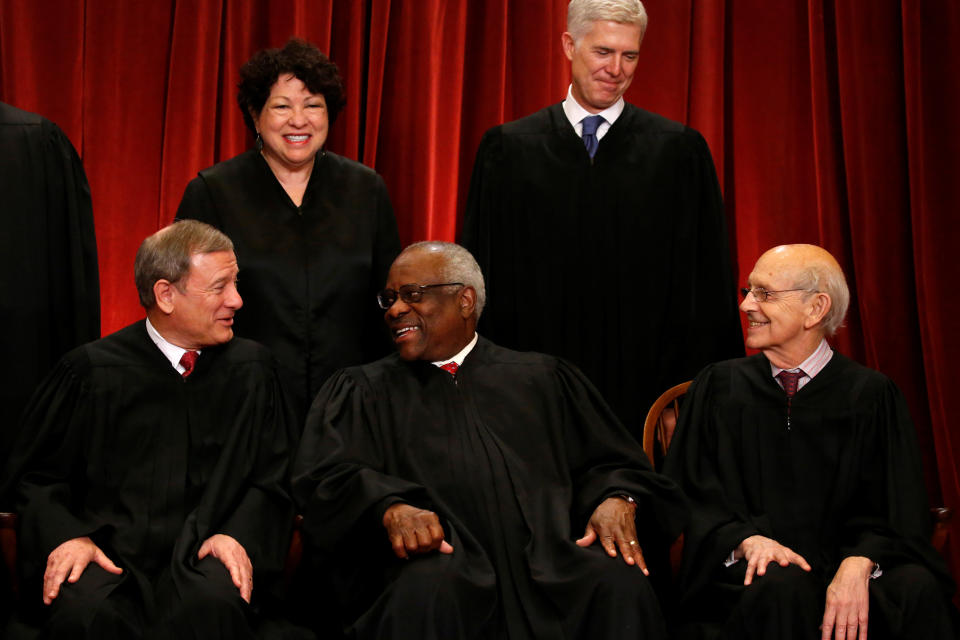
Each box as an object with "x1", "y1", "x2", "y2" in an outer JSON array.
[{"x1": 2, "y1": 0, "x2": 958, "y2": 591}]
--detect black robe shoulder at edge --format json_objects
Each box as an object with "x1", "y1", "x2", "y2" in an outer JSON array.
[
  {"x1": 3, "y1": 321, "x2": 295, "y2": 616},
  {"x1": 0, "y1": 102, "x2": 100, "y2": 474},
  {"x1": 662, "y1": 352, "x2": 955, "y2": 607},
  {"x1": 460, "y1": 101, "x2": 744, "y2": 441},
  {"x1": 175, "y1": 149, "x2": 401, "y2": 426}
]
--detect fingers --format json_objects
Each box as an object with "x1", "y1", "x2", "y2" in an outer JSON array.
[
  {"x1": 197, "y1": 538, "x2": 212, "y2": 559},
  {"x1": 743, "y1": 555, "x2": 759, "y2": 586},
  {"x1": 42, "y1": 557, "x2": 71, "y2": 605},
  {"x1": 575, "y1": 525, "x2": 597, "y2": 547},
  {"x1": 439, "y1": 541, "x2": 454, "y2": 554},
  {"x1": 92, "y1": 549, "x2": 123, "y2": 575}
]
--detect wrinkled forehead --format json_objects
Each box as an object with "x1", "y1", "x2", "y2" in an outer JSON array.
[
  {"x1": 387, "y1": 250, "x2": 445, "y2": 287},
  {"x1": 748, "y1": 253, "x2": 799, "y2": 289}
]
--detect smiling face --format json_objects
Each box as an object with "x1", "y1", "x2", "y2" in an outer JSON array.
[
  {"x1": 253, "y1": 74, "x2": 328, "y2": 172},
  {"x1": 383, "y1": 249, "x2": 476, "y2": 362},
  {"x1": 562, "y1": 20, "x2": 643, "y2": 113},
  {"x1": 740, "y1": 246, "x2": 831, "y2": 367},
  {"x1": 164, "y1": 251, "x2": 242, "y2": 350}
]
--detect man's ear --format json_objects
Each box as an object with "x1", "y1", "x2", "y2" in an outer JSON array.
[
  {"x1": 561, "y1": 32, "x2": 576, "y2": 61},
  {"x1": 803, "y1": 292, "x2": 832, "y2": 329},
  {"x1": 153, "y1": 280, "x2": 177, "y2": 315},
  {"x1": 459, "y1": 286, "x2": 477, "y2": 319}
]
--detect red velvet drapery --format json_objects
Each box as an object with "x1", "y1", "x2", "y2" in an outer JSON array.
[{"x1": 2, "y1": 0, "x2": 957, "y2": 591}]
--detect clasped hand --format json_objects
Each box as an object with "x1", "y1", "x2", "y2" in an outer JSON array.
[
  {"x1": 382, "y1": 503, "x2": 454, "y2": 559},
  {"x1": 576, "y1": 496, "x2": 648, "y2": 573}
]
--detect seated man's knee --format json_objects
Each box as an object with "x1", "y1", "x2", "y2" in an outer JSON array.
[
  {"x1": 44, "y1": 566, "x2": 139, "y2": 638},
  {"x1": 162, "y1": 557, "x2": 252, "y2": 637},
  {"x1": 738, "y1": 563, "x2": 820, "y2": 609}
]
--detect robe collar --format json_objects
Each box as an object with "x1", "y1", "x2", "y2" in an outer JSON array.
[
  {"x1": 145, "y1": 317, "x2": 201, "y2": 375},
  {"x1": 432, "y1": 332, "x2": 478, "y2": 370}
]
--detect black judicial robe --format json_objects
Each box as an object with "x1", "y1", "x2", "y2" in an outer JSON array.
[
  {"x1": 0, "y1": 102, "x2": 99, "y2": 472},
  {"x1": 293, "y1": 337, "x2": 687, "y2": 638},
  {"x1": 5, "y1": 321, "x2": 295, "y2": 631},
  {"x1": 662, "y1": 353, "x2": 955, "y2": 629},
  {"x1": 176, "y1": 150, "x2": 401, "y2": 427},
  {"x1": 461, "y1": 103, "x2": 743, "y2": 440}
]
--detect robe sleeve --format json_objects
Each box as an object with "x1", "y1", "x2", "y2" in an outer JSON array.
[
  {"x1": 662, "y1": 365, "x2": 761, "y2": 597},
  {"x1": 292, "y1": 370, "x2": 432, "y2": 551},
  {"x1": 364, "y1": 176, "x2": 402, "y2": 363},
  {"x1": 43, "y1": 123, "x2": 100, "y2": 350},
  {"x1": 837, "y1": 379, "x2": 953, "y2": 590},
  {"x1": 555, "y1": 359, "x2": 688, "y2": 544},
  {"x1": 175, "y1": 176, "x2": 223, "y2": 227},
  {"x1": 214, "y1": 360, "x2": 297, "y2": 575},
  {"x1": 667, "y1": 131, "x2": 744, "y2": 380},
  {"x1": 7, "y1": 356, "x2": 100, "y2": 578},
  {"x1": 459, "y1": 127, "x2": 502, "y2": 276}
]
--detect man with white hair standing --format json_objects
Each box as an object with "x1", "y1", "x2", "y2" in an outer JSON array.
[
  {"x1": 462, "y1": 0, "x2": 743, "y2": 445},
  {"x1": 664, "y1": 244, "x2": 957, "y2": 639}
]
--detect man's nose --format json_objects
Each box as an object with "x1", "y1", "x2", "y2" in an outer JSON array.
[
  {"x1": 604, "y1": 54, "x2": 623, "y2": 77},
  {"x1": 226, "y1": 283, "x2": 243, "y2": 310},
  {"x1": 739, "y1": 292, "x2": 757, "y2": 313},
  {"x1": 384, "y1": 298, "x2": 410, "y2": 319}
]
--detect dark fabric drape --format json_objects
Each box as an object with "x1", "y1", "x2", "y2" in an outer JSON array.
[{"x1": 1, "y1": 0, "x2": 957, "y2": 596}]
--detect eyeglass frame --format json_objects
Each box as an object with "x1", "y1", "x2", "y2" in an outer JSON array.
[
  {"x1": 377, "y1": 282, "x2": 465, "y2": 310},
  {"x1": 739, "y1": 286, "x2": 816, "y2": 303}
]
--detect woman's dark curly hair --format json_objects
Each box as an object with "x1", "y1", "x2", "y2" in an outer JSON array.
[{"x1": 237, "y1": 38, "x2": 346, "y2": 133}]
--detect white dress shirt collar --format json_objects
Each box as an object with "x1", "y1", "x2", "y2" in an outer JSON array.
[
  {"x1": 145, "y1": 317, "x2": 200, "y2": 375},
  {"x1": 562, "y1": 85, "x2": 625, "y2": 141},
  {"x1": 433, "y1": 332, "x2": 478, "y2": 369}
]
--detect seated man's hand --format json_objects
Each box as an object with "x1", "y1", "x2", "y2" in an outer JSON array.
[
  {"x1": 198, "y1": 534, "x2": 253, "y2": 602},
  {"x1": 821, "y1": 556, "x2": 873, "y2": 640},
  {"x1": 736, "y1": 534, "x2": 811, "y2": 585},
  {"x1": 576, "y1": 496, "x2": 647, "y2": 574},
  {"x1": 382, "y1": 503, "x2": 454, "y2": 559},
  {"x1": 43, "y1": 536, "x2": 122, "y2": 605}
]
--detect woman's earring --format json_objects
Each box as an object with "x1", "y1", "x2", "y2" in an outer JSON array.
[{"x1": 255, "y1": 132, "x2": 263, "y2": 151}]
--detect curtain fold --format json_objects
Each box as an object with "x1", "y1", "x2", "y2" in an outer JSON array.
[{"x1": 1, "y1": 0, "x2": 957, "y2": 593}]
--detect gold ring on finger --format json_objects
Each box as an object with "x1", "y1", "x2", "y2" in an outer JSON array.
[{"x1": 629, "y1": 540, "x2": 637, "y2": 545}]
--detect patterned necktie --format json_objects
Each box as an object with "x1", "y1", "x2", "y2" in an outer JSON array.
[
  {"x1": 439, "y1": 361, "x2": 459, "y2": 377},
  {"x1": 777, "y1": 369, "x2": 804, "y2": 398},
  {"x1": 581, "y1": 115, "x2": 604, "y2": 158},
  {"x1": 180, "y1": 350, "x2": 199, "y2": 378}
]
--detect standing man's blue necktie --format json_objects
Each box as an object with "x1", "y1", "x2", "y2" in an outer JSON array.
[{"x1": 581, "y1": 115, "x2": 604, "y2": 158}]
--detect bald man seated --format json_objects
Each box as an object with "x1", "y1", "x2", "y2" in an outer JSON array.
[{"x1": 664, "y1": 244, "x2": 957, "y2": 640}]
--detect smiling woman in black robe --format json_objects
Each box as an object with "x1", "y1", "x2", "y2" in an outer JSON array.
[{"x1": 177, "y1": 39, "x2": 400, "y2": 427}]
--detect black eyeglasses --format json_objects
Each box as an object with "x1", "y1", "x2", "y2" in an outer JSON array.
[
  {"x1": 377, "y1": 282, "x2": 464, "y2": 309},
  {"x1": 740, "y1": 287, "x2": 813, "y2": 303}
]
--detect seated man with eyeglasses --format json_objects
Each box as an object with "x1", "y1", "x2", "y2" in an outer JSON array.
[
  {"x1": 663, "y1": 244, "x2": 957, "y2": 640},
  {"x1": 292, "y1": 241, "x2": 687, "y2": 639}
]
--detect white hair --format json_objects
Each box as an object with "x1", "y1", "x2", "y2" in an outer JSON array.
[
  {"x1": 567, "y1": 0, "x2": 648, "y2": 43},
  {"x1": 403, "y1": 241, "x2": 486, "y2": 319},
  {"x1": 793, "y1": 261, "x2": 850, "y2": 336}
]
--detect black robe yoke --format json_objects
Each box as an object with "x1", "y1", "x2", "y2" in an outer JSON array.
[
  {"x1": 662, "y1": 353, "x2": 955, "y2": 628},
  {"x1": 7, "y1": 321, "x2": 295, "y2": 625},
  {"x1": 0, "y1": 102, "x2": 99, "y2": 471},
  {"x1": 176, "y1": 150, "x2": 401, "y2": 426},
  {"x1": 293, "y1": 337, "x2": 687, "y2": 638},
  {"x1": 461, "y1": 103, "x2": 743, "y2": 440}
]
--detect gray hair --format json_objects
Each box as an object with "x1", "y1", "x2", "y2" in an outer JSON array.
[
  {"x1": 567, "y1": 0, "x2": 648, "y2": 43},
  {"x1": 135, "y1": 220, "x2": 234, "y2": 309},
  {"x1": 793, "y1": 261, "x2": 850, "y2": 336},
  {"x1": 403, "y1": 241, "x2": 486, "y2": 319}
]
